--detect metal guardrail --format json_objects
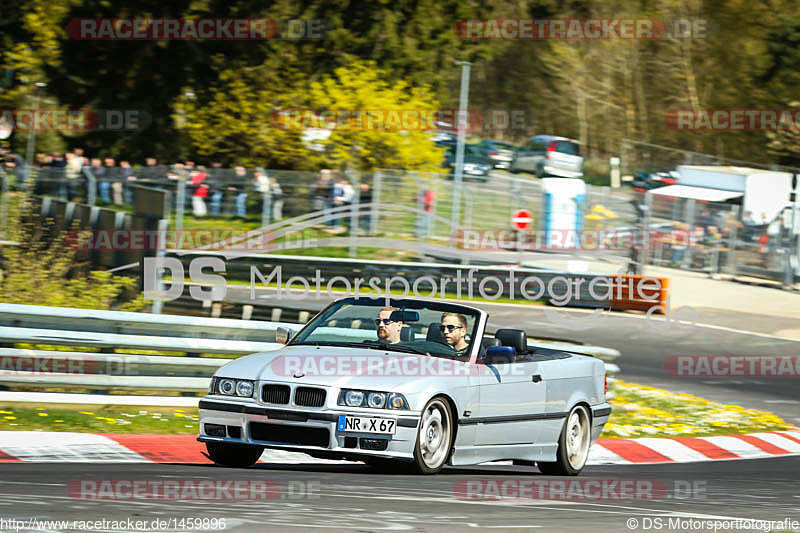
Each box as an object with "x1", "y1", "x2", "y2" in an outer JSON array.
[{"x1": 0, "y1": 303, "x2": 620, "y2": 399}]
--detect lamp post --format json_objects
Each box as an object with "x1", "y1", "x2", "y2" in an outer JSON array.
[
  {"x1": 22, "y1": 81, "x2": 47, "y2": 191},
  {"x1": 451, "y1": 61, "x2": 471, "y2": 232}
]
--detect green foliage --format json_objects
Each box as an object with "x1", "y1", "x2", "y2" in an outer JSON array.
[
  {"x1": 0, "y1": 200, "x2": 144, "y2": 311},
  {"x1": 306, "y1": 61, "x2": 445, "y2": 171}
]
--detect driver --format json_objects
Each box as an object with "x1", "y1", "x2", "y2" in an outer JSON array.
[
  {"x1": 375, "y1": 307, "x2": 403, "y2": 344},
  {"x1": 440, "y1": 312, "x2": 469, "y2": 356}
]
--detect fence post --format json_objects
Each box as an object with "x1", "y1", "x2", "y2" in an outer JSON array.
[
  {"x1": 0, "y1": 167, "x2": 8, "y2": 240},
  {"x1": 82, "y1": 168, "x2": 96, "y2": 206},
  {"x1": 370, "y1": 171, "x2": 382, "y2": 236},
  {"x1": 347, "y1": 170, "x2": 359, "y2": 258},
  {"x1": 150, "y1": 218, "x2": 170, "y2": 314},
  {"x1": 261, "y1": 186, "x2": 272, "y2": 228},
  {"x1": 174, "y1": 166, "x2": 186, "y2": 233},
  {"x1": 682, "y1": 198, "x2": 696, "y2": 269},
  {"x1": 726, "y1": 206, "x2": 739, "y2": 275}
]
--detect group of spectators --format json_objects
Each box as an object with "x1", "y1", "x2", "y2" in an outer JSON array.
[
  {"x1": 0, "y1": 147, "x2": 285, "y2": 220},
  {"x1": 310, "y1": 168, "x2": 372, "y2": 231}
]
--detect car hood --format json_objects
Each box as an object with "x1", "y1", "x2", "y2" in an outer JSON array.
[{"x1": 214, "y1": 345, "x2": 462, "y2": 393}]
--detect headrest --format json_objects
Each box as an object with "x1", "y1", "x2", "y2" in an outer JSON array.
[
  {"x1": 400, "y1": 325, "x2": 414, "y2": 342},
  {"x1": 426, "y1": 322, "x2": 445, "y2": 344},
  {"x1": 495, "y1": 329, "x2": 527, "y2": 354},
  {"x1": 481, "y1": 337, "x2": 501, "y2": 349}
]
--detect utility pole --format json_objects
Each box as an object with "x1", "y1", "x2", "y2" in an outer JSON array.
[
  {"x1": 22, "y1": 82, "x2": 47, "y2": 191},
  {"x1": 451, "y1": 61, "x2": 471, "y2": 232}
]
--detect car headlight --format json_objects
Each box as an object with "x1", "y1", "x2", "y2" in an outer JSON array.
[
  {"x1": 214, "y1": 378, "x2": 255, "y2": 398},
  {"x1": 218, "y1": 379, "x2": 236, "y2": 395},
  {"x1": 344, "y1": 390, "x2": 364, "y2": 407},
  {"x1": 367, "y1": 392, "x2": 386, "y2": 409},
  {"x1": 236, "y1": 380, "x2": 254, "y2": 397},
  {"x1": 338, "y1": 389, "x2": 408, "y2": 409},
  {"x1": 208, "y1": 377, "x2": 218, "y2": 394}
]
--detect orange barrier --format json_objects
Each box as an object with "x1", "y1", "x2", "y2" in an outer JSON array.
[{"x1": 610, "y1": 275, "x2": 670, "y2": 314}]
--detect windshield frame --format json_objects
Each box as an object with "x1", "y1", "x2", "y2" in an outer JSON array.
[{"x1": 287, "y1": 297, "x2": 487, "y2": 360}]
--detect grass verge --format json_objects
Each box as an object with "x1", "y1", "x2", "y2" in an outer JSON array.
[{"x1": 603, "y1": 380, "x2": 793, "y2": 438}]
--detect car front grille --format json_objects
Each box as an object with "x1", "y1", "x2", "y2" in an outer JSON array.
[
  {"x1": 294, "y1": 387, "x2": 326, "y2": 407},
  {"x1": 261, "y1": 384, "x2": 290, "y2": 405},
  {"x1": 249, "y1": 422, "x2": 330, "y2": 447}
]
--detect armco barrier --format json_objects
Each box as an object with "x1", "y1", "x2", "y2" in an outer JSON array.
[
  {"x1": 610, "y1": 275, "x2": 670, "y2": 314},
  {"x1": 0, "y1": 303, "x2": 620, "y2": 399},
  {"x1": 166, "y1": 252, "x2": 671, "y2": 310}
]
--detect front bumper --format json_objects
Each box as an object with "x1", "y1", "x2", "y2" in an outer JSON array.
[{"x1": 198, "y1": 399, "x2": 421, "y2": 460}]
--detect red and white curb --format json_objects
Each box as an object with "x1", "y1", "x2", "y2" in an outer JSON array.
[{"x1": 0, "y1": 430, "x2": 798, "y2": 465}]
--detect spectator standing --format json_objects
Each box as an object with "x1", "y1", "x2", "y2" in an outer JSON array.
[
  {"x1": 91, "y1": 158, "x2": 109, "y2": 204},
  {"x1": 208, "y1": 162, "x2": 224, "y2": 215},
  {"x1": 65, "y1": 152, "x2": 83, "y2": 200},
  {"x1": 269, "y1": 177, "x2": 284, "y2": 220},
  {"x1": 329, "y1": 176, "x2": 344, "y2": 226},
  {"x1": 671, "y1": 222, "x2": 689, "y2": 266},
  {"x1": 230, "y1": 166, "x2": 248, "y2": 218},
  {"x1": 118, "y1": 161, "x2": 136, "y2": 204},
  {"x1": 190, "y1": 167, "x2": 209, "y2": 217},
  {"x1": 358, "y1": 182, "x2": 372, "y2": 232}
]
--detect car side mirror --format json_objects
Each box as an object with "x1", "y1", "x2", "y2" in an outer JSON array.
[
  {"x1": 482, "y1": 345, "x2": 516, "y2": 365},
  {"x1": 276, "y1": 326, "x2": 295, "y2": 344}
]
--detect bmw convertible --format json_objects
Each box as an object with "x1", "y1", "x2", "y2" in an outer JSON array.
[{"x1": 198, "y1": 297, "x2": 611, "y2": 475}]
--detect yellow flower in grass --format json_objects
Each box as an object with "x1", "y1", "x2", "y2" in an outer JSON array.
[
  {"x1": 54, "y1": 420, "x2": 64, "y2": 423},
  {"x1": 3, "y1": 416, "x2": 16, "y2": 420},
  {"x1": 37, "y1": 413, "x2": 48, "y2": 417},
  {"x1": 80, "y1": 411, "x2": 94, "y2": 415}
]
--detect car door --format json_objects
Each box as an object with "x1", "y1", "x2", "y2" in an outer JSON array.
[
  {"x1": 473, "y1": 358, "x2": 546, "y2": 445},
  {"x1": 515, "y1": 141, "x2": 533, "y2": 170}
]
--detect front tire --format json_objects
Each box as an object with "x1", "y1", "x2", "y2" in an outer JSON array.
[
  {"x1": 412, "y1": 397, "x2": 454, "y2": 474},
  {"x1": 537, "y1": 405, "x2": 591, "y2": 476},
  {"x1": 205, "y1": 442, "x2": 264, "y2": 468}
]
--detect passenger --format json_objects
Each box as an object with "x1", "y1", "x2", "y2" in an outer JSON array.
[
  {"x1": 440, "y1": 312, "x2": 469, "y2": 356},
  {"x1": 375, "y1": 307, "x2": 403, "y2": 344}
]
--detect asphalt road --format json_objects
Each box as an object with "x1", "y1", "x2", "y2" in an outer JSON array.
[{"x1": 0, "y1": 458, "x2": 798, "y2": 532}]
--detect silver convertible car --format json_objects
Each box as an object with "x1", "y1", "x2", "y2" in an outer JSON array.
[{"x1": 198, "y1": 297, "x2": 611, "y2": 475}]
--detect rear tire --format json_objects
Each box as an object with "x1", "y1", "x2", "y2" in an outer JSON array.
[
  {"x1": 537, "y1": 405, "x2": 591, "y2": 476},
  {"x1": 205, "y1": 442, "x2": 264, "y2": 468},
  {"x1": 412, "y1": 397, "x2": 454, "y2": 474}
]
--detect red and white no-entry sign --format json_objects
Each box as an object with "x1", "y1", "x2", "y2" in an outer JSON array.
[{"x1": 512, "y1": 209, "x2": 533, "y2": 230}]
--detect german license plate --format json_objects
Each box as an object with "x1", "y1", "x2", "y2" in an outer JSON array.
[{"x1": 337, "y1": 415, "x2": 396, "y2": 435}]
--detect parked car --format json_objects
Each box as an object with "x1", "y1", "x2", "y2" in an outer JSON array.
[
  {"x1": 631, "y1": 170, "x2": 679, "y2": 192},
  {"x1": 475, "y1": 139, "x2": 516, "y2": 169},
  {"x1": 510, "y1": 135, "x2": 583, "y2": 178},
  {"x1": 443, "y1": 144, "x2": 493, "y2": 181}
]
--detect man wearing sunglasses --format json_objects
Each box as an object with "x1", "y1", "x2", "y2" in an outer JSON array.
[
  {"x1": 440, "y1": 312, "x2": 469, "y2": 356},
  {"x1": 375, "y1": 307, "x2": 404, "y2": 344}
]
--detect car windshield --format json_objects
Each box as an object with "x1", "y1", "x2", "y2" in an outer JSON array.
[{"x1": 289, "y1": 298, "x2": 481, "y2": 358}]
